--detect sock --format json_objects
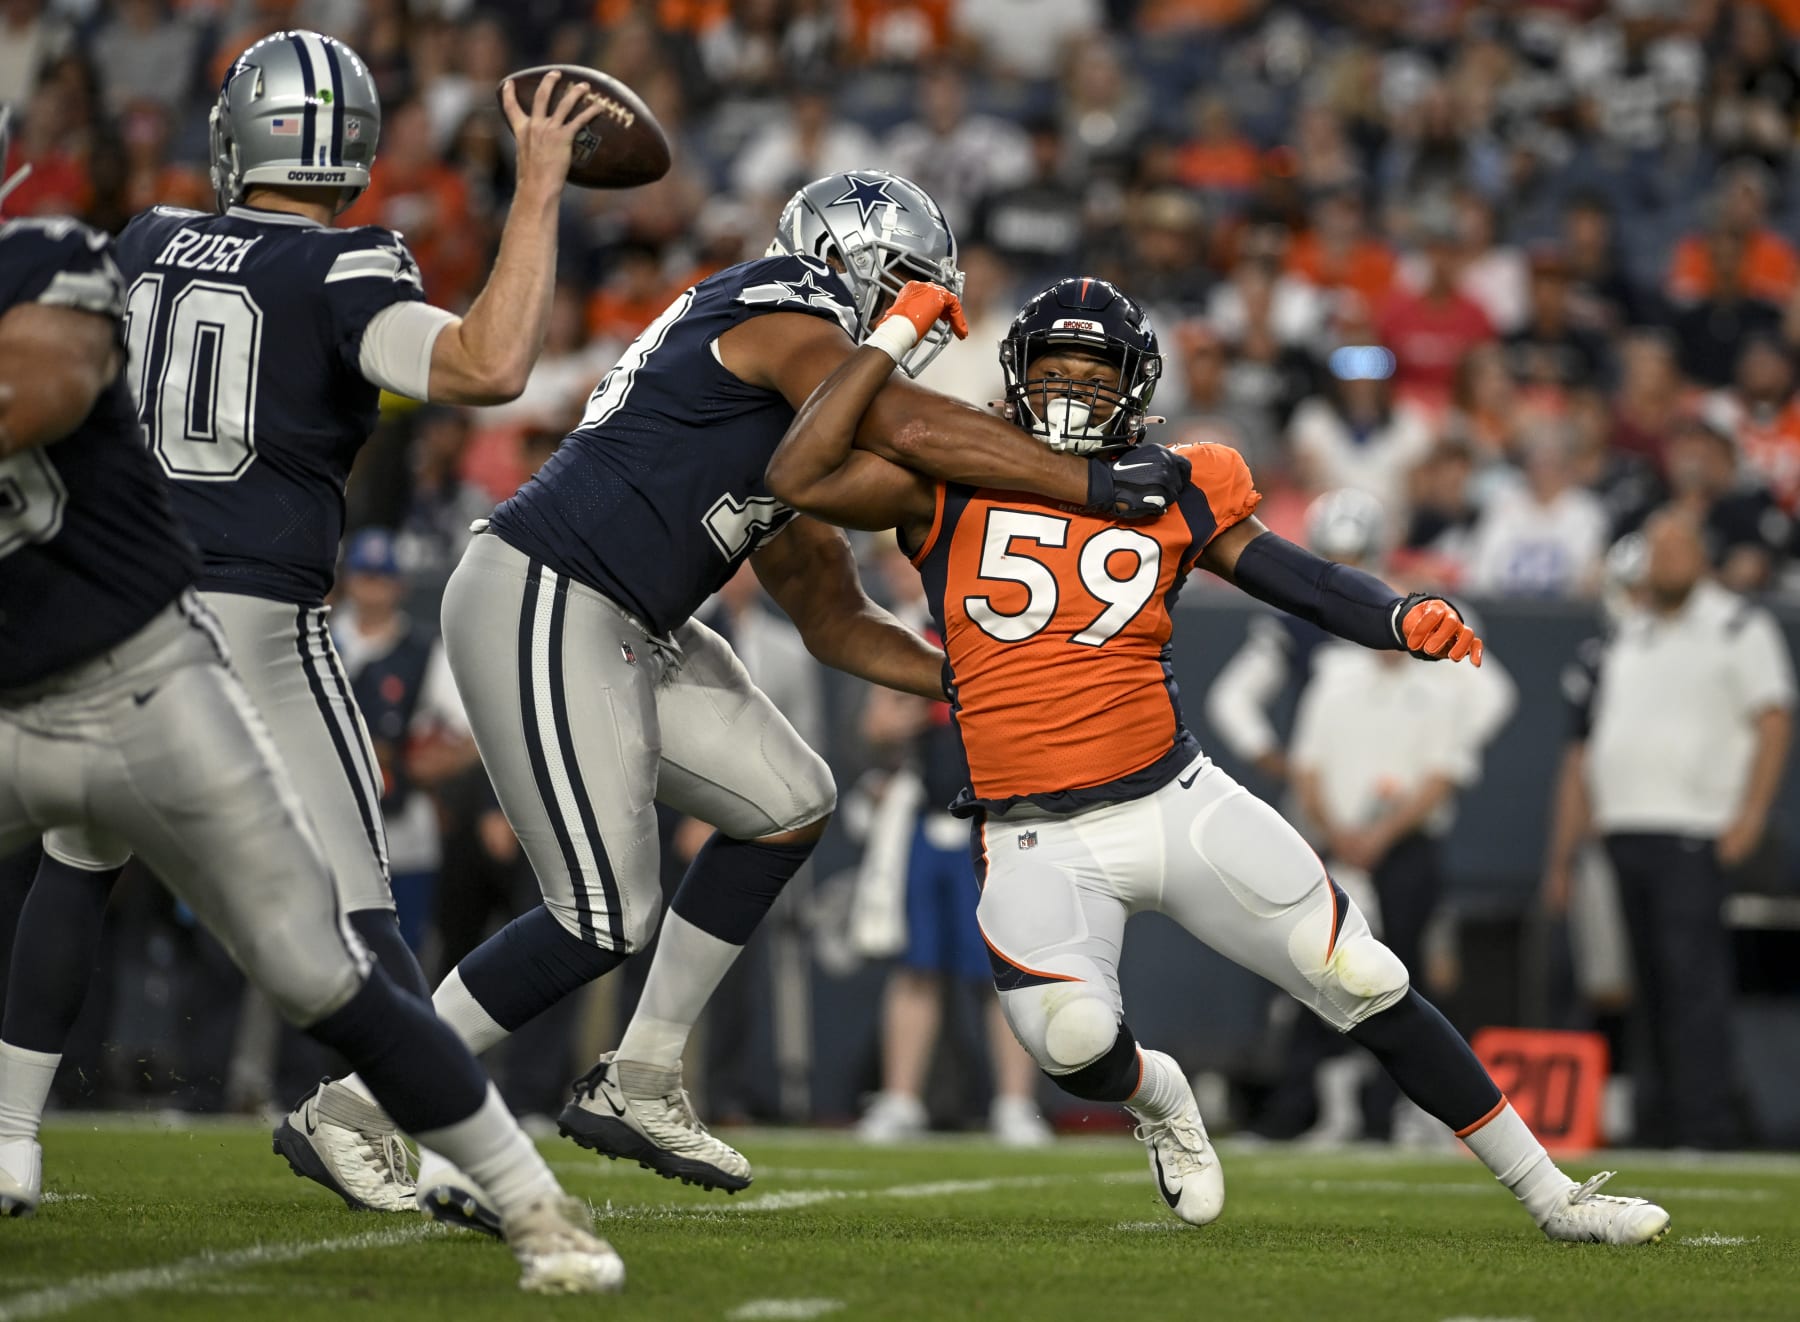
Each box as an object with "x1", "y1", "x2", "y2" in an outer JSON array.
[
  {"x1": 1126, "y1": 1049, "x2": 1188, "y2": 1122},
  {"x1": 304, "y1": 968, "x2": 486, "y2": 1135},
  {"x1": 454, "y1": 905, "x2": 624, "y2": 1035},
  {"x1": 0, "y1": 1042, "x2": 60, "y2": 1145},
  {"x1": 616, "y1": 910, "x2": 737, "y2": 1066},
  {"x1": 669, "y1": 834, "x2": 815, "y2": 945},
  {"x1": 433, "y1": 966, "x2": 514, "y2": 1056},
  {"x1": 413, "y1": 1083, "x2": 560, "y2": 1220},
  {"x1": 611, "y1": 835, "x2": 816, "y2": 1068},
  {"x1": 348, "y1": 908, "x2": 431, "y2": 1000},
  {"x1": 1, "y1": 858, "x2": 120, "y2": 1053},
  {"x1": 1459, "y1": 1101, "x2": 1572, "y2": 1224},
  {"x1": 1346, "y1": 989, "x2": 1503, "y2": 1134}
]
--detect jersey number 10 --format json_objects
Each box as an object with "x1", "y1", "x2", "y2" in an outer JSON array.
[{"x1": 123, "y1": 274, "x2": 263, "y2": 482}]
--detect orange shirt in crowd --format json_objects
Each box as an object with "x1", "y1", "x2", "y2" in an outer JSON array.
[
  {"x1": 1666, "y1": 229, "x2": 1800, "y2": 305},
  {"x1": 1176, "y1": 137, "x2": 1261, "y2": 193},
  {"x1": 586, "y1": 286, "x2": 672, "y2": 344},
  {"x1": 593, "y1": 0, "x2": 728, "y2": 31},
  {"x1": 1134, "y1": 0, "x2": 1260, "y2": 30},
  {"x1": 339, "y1": 163, "x2": 482, "y2": 308},
  {"x1": 0, "y1": 144, "x2": 90, "y2": 218},
  {"x1": 125, "y1": 164, "x2": 211, "y2": 217},
  {"x1": 1286, "y1": 232, "x2": 1399, "y2": 312},
  {"x1": 1737, "y1": 398, "x2": 1800, "y2": 513}
]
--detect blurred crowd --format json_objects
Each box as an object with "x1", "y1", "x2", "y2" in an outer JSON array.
[
  {"x1": 5, "y1": 0, "x2": 1800, "y2": 1143},
  {"x1": 10, "y1": 1, "x2": 1800, "y2": 601}
]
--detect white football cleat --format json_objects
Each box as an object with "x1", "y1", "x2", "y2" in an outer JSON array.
[
  {"x1": 1130, "y1": 1053, "x2": 1224, "y2": 1227},
  {"x1": 857, "y1": 1092, "x2": 928, "y2": 1144},
  {"x1": 0, "y1": 1137, "x2": 41, "y2": 1218},
  {"x1": 417, "y1": 1146, "x2": 502, "y2": 1238},
  {"x1": 989, "y1": 1095, "x2": 1053, "y2": 1148},
  {"x1": 1540, "y1": 1171, "x2": 1671, "y2": 1245},
  {"x1": 558, "y1": 1052, "x2": 751, "y2": 1193},
  {"x1": 272, "y1": 1077, "x2": 417, "y2": 1212},
  {"x1": 506, "y1": 1195, "x2": 625, "y2": 1294}
]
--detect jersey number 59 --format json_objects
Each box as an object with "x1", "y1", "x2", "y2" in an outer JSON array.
[{"x1": 964, "y1": 509, "x2": 1162, "y2": 647}]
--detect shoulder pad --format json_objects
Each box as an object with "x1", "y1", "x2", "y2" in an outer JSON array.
[
  {"x1": 323, "y1": 229, "x2": 423, "y2": 291},
  {"x1": 731, "y1": 254, "x2": 857, "y2": 336},
  {"x1": 0, "y1": 216, "x2": 124, "y2": 319}
]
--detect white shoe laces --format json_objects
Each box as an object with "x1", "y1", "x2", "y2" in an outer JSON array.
[{"x1": 1133, "y1": 1115, "x2": 1211, "y2": 1169}]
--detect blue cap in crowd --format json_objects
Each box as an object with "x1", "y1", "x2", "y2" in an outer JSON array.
[{"x1": 344, "y1": 528, "x2": 401, "y2": 577}]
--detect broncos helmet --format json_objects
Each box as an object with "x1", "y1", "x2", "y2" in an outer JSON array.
[
  {"x1": 1001, "y1": 277, "x2": 1161, "y2": 454},
  {"x1": 210, "y1": 30, "x2": 382, "y2": 215},
  {"x1": 1303, "y1": 488, "x2": 1388, "y2": 564},
  {"x1": 768, "y1": 170, "x2": 962, "y2": 378}
]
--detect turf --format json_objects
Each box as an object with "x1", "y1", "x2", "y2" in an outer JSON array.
[{"x1": 2, "y1": 1121, "x2": 1795, "y2": 1321}]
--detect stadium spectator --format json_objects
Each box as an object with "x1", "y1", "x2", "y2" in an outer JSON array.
[
  {"x1": 1708, "y1": 0, "x2": 1800, "y2": 169},
  {"x1": 1562, "y1": 0, "x2": 1705, "y2": 154},
  {"x1": 1560, "y1": 192, "x2": 1659, "y2": 336},
  {"x1": 968, "y1": 116, "x2": 1083, "y2": 291},
  {"x1": 1054, "y1": 34, "x2": 1146, "y2": 178},
  {"x1": 394, "y1": 407, "x2": 493, "y2": 600},
  {"x1": 1670, "y1": 227, "x2": 1787, "y2": 389},
  {"x1": 1465, "y1": 421, "x2": 1610, "y2": 597},
  {"x1": 1662, "y1": 416, "x2": 1792, "y2": 593},
  {"x1": 1704, "y1": 335, "x2": 1800, "y2": 514},
  {"x1": 842, "y1": 0, "x2": 954, "y2": 66},
  {"x1": 1608, "y1": 330, "x2": 1686, "y2": 474},
  {"x1": 482, "y1": 282, "x2": 620, "y2": 430},
  {"x1": 883, "y1": 63, "x2": 1031, "y2": 233},
  {"x1": 1504, "y1": 246, "x2": 1609, "y2": 394},
  {"x1": 954, "y1": 0, "x2": 1100, "y2": 84},
  {"x1": 1168, "y1": 321, "x2": 1282, "y2": 478},
  {"x1": 1573, "y1": 507, "x2": 1795, "y2": 1147},
  {"x1": 922, "y1": 244, "x2": 1013, "y2": 411},
  {"x1": 1286, "y1": 185, "x2": 1398, "y2": 316},
  {"x1": 1666, "y1": 161, "x2": 1799, "y2": 308},
  {"x1": 117, "y1": 99, "x2": 209, "y2": 217},
  {"x1": 1287, "y1": 343, "x2": 1433, "y2": 514},
  {"x1": 1397, "y1": 439, "x2": 1482, "y2": 586},
  {"x1": 1177, "y1": 96, "x2": 1262, "y2": 202},
  {"x1": 1378, "y1": 206, "x2": 1495, "y2": 411},
  {"x1": 0, "y1": 0, "x2": 73, "y2": 111},
  {"x1": 730, "y1": 78, "x2": 876, "y2": 210},
  {"x1": 89, "y1": 1, "x2": 199, "y2": 118}
]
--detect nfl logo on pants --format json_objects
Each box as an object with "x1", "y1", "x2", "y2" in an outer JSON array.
[{"x1": 1017, "y1": 830, "x2": 1037, "y2": 850}]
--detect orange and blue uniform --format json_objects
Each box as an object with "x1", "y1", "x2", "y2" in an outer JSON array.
[{"x1": 904, "y1": 442, "x2": 1260, "y2": 814}]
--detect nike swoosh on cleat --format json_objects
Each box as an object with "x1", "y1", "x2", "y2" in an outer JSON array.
[
  {"x1": 1178, "y1": 768, "x2": 1200, "y2": 789},
  {"x1": 132, "y1": 688, "x2": 159, "y2": 707},
  {"x1": 601, "y1": 1087, "x2": 628, "y2": 1118},
  {"x1": 1152, "y1": 1150, "x2": 1181, "y2": 1209}
]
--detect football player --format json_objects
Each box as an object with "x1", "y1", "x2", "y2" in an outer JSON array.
[
  {"x1": 0, "y1": 32, "x2": 608, "y2": 1214},
  {"x1": 763, "y1": 275, "x2": 1672, "y2": 1245},
  {"x1": 0, "y1": 189, "x2": 624, "y2": 1290},
  {"x1": 311, "y1": 168, "x2": 1188, "y2": 1229}
]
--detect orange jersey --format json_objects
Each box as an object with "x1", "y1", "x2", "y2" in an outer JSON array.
[{"x1": 907, "y1": 443, "x2": 1260, "y2": 813}]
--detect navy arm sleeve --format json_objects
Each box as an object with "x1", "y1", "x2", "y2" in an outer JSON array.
[{"x1": 1231, "y1": 531, "x2": 1407, "y2": 653}]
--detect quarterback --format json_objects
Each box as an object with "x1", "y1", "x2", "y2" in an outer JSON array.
[{"x1": 764, "y1": 274, "x2": 1671, "y2": 1244}]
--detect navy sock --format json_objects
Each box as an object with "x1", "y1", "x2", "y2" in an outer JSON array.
[
  {"x1": 1, "y1": 858, "x2": 121, "y2": 1054},
  {"x1": 670, "y1": 835, "x2": 816, "y2": 945},
  {"x1": 306, "y1": 967, "x2": 486, "y2": 1134},
  {"x1": 1346, "y1": 989, "x2": 1502, "y2": 1133},
  {"x1": 457, "y1": 905, "x2": 625, "y2": 1033},
  {"x1": 348, "y1": 907, "x2": 431, "y2": 1000}
]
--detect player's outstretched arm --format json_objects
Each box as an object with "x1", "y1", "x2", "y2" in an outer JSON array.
[
  {"x1": 730, "y1": 312, "x2": 1177, "y2": 519},
  {"x1": 752, "y1": 515, "x2": 948, "y2": 702},
  {"x1": 421, "y1": 72, "x2": 609, "y2": 404},
  {"x1": 767, "y1": 283, "x2": 952, "y2": 534},
  {"x1": 0, "y1": 303, "x2": 119, "y2": 456},
  {"x1": 1201, "y1": 517, "x2": 1484, "y2": 665}
]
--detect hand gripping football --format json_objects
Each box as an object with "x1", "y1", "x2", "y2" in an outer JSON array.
[{"x1": 496, "y1": 65, "x2": 671, "y2": 190}]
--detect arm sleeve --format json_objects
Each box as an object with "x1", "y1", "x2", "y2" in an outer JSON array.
[
  {"x1": 1230, "y1": 531, "x2": 1407, "y2": 652},
  {"x1": 1203, "y1": 618, "x2": 1292, "y2": 762},
  {"x1": 357, "y1": 301, "x2": 458, "y2": 400}
]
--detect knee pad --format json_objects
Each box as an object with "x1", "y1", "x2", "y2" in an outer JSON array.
[
  {"x1": 1048, "y1": 1018, "x2": 1141, "y2": 1103},
  {"x1": 1043, "y1": 989, "x2": 1119, "y2": 1071},
  {"x1": 1324, "y1": 931, "x2": 1411, "y2": 1026}
]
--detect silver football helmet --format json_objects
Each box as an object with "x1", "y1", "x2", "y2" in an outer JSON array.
[
  {"x1": 768, "y1": 170, "x2": 962, "y2": 377},
  {"x1": 1304, "y1": 488, "x2": 1388, "y2": 565},
  {"x1": 210, "y1": 30, "x2": 381, "y2": 215}
]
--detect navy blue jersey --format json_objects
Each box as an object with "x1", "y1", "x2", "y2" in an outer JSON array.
[
  {"x1": 489, "y1": 254, "x2": 859, "y2": 635},
  {"x1": 113, "y1": 204, "x2": 427, "y2": 606},
  {"x1": 0, "y1": 217, "x2": 198, "y2": 689}
]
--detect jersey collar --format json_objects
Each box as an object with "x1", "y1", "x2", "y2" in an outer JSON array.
[{"x1": 226, "y1": 204, "x2": 324, "y2": 228}]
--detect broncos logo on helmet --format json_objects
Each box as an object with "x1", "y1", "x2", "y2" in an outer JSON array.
[{"x1": 1001, "y1": 277, "x2": 1162, "y2": 455}]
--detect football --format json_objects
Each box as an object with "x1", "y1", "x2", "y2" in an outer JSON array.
[{"x1": 495, "y1": 64, "x2": 671, "y2": 190}]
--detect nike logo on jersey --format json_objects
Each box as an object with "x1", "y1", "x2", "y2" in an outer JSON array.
[
  {"x1": 1152, "y1": 1150, "x2": 1181, "y2": 1208},
  {"x1": 132, "y1": 687, "x2": 159, "y2": 707},
  {"x1": 1178, "y1": 767, "x2": 1200, "y2": 789},
  {"x1": 1113, "y1": 462, "x2": 1156, "y2": 474}
]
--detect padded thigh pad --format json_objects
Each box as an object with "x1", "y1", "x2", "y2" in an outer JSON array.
[{"x1": 1190, "y1": 789, "x2": 1324, "y2": 913}]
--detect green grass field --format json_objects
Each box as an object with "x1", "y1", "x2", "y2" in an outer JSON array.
[{"x1": 2, "y1": 1120, "x2": 1795, "y2": 1321}]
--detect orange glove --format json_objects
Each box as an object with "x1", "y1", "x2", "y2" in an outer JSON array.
[
  {"x1": 1399, "y1": 594, "x2": 1483, "y2": 666},
  {"x1": 880, "y1": 280, "x2": 969, "y2": 341}
]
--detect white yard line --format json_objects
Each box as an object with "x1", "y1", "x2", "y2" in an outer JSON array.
[
  {"x1": 580, "y1": 1170, "x2": 1135, "y2": 1222},
  {"x1": 0, "y1": 1224, "x2": 436, "y2": 1322},
  {"x1": 726, "y1": 1299, "x2": 844, "y2": 1320},
  {"x1": 1679, "y1": 1233, "x2": 1758, "y2": 1247}
]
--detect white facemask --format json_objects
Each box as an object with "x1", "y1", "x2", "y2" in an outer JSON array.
[{"x1": 1035, "y1": 397, "x2": 1105, "y2": 454}]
